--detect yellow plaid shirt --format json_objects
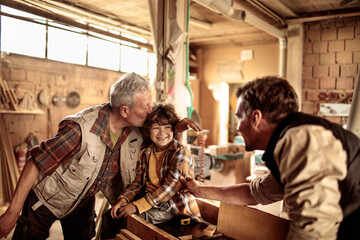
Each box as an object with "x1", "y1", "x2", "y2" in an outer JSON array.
[{"x1": 121, "y1": 140, "x2": 202, "y2": 221}]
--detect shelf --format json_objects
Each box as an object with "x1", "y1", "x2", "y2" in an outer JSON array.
[{"x1": 0, "y1": 109, "x2": 44, "y2": 114}]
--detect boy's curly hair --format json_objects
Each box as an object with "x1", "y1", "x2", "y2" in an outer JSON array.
[{"x1": 141, "y1": 103, "x2": 180, "y2": 147}]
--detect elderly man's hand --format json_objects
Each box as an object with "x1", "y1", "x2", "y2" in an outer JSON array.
[
  {"x1": 0, "y1": 211, "x2": 18, "y2": 238},
  {"x1": 174, "y1": 118, "x2": 201, "y2": 135}
]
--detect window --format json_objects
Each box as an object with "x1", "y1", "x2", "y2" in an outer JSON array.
[
  {"x1": 1, "y1": 5, "x2": 154, "y2": 77},
  {"x1": 48, "y1": 26, "x2": 87, "y2": 65},
  {"x1": 1, "y1": 6, "x2": 46, "y2": 58},
  {"x1": 88, "y1": 34, "x2": 120, "y2": 71},
  {"x1": 120, "y1": 44, "x2": 148, "y2": 76}
]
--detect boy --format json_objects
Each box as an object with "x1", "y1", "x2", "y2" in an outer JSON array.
[{"x1": 101, "y1": 103, "x2": 201, "y2": 239}]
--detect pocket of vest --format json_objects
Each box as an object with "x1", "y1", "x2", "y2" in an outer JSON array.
[{"x1": 35, "y1": 163, "x2": 91, "y2": 209}]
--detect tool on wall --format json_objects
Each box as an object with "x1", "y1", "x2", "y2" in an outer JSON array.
[
  {"x1": 52, "y1": 92, "x2": 66, "y2": 107},
  {"x1": 38, "y1": 89, "x2": 51, "y2": 107},
  {"x1": 66, "y1": 91, "x2": 81, "y2": 108},
  {"x1": 18, "y1": 91, "x2": 36, "y2": 110}
]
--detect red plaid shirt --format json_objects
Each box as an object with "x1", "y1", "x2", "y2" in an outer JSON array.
[{"x1": 30, "y1": 103, "x2": 132, "y2": 197}]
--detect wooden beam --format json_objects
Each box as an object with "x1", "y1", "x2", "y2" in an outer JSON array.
[
  {"x1": 286, "y1": 11, "x2": 360, "y2": 23},
  {"x1": 127, "y1": 214, "x2": 178, "y2": 240},
  {"x1": 0, "y1": 116, "x2": 20, "y2": 203}
]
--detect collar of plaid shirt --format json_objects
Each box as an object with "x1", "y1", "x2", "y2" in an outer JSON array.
[
  {"x1": 90, "y1": 103, "x2": 132, "y2": 150},
  {"x1": 85, "y1": 103, "x2": 133, "y2": 197}
]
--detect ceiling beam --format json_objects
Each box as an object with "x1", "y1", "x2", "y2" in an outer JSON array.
[
  {"x1": 286, "y1": 11, "x2": 360, "y2": 23},
  {"x1": 190, "y1": 31, "x2": 276, "y2": 43}
]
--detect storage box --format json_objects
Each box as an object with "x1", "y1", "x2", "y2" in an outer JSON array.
[{"x1": 124, "y1": 199, "x2": 289, "y2": 240}]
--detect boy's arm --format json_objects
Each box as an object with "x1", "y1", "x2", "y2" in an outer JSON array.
[{"x1": 144, "y1": 147, "x2": 190, "y2": 207}]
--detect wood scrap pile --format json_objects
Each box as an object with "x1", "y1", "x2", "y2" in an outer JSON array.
[
  {"x1": 0, "y1": 77, "x2": 18, "y2": 111},
  {"x1": 0, "y1": 116, "x2": 20, "y2": 205}
]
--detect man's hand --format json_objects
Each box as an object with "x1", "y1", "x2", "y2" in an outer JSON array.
[
  {"x1": 0, "y1": 210, "x2": 18, "y2": 238},
  {"x1": 179, "y1": 176, "x2": 201, "y2": 197},
  {"x1": 175, "y1": 118, "x2": 202, "y2": 135}
]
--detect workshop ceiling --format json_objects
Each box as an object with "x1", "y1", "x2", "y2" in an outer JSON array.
[{"x1": 3, "y1": 0, "x2": 360, "y2": 49}]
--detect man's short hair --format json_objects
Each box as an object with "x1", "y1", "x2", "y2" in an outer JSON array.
[
  {"x1": 110, "y1": 72, "x2": 150, "y2": 108},
  {"x1": 236, "y1": 76, "x2": 299, "y2": 123}
]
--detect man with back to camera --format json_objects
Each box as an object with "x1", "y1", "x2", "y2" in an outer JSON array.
[
  {"x1": 180, "y1": 76, "x2": 360, "y2": 239},
  {"x1": 0, "y1": 72, "x2": 201, "y2": 240}
]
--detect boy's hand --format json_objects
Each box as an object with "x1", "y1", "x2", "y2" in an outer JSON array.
[
  {"x1": 111, "y1": 198, "x2": 127, "y2": 219},
  {"x1": 116, "y1": 203, "x2": 137, "y2": 218}
]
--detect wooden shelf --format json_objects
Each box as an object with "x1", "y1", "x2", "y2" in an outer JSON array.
[{"x1": 0, "y1": 109, "x2": 44, "y2": 114}]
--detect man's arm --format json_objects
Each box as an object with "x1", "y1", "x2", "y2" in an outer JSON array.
[
  {"x1": 179, "y1": 176, "x2": 258, "y2": 205},
  {"x1": 0, "y1": 159, "x2": 39, "y2": 238}
]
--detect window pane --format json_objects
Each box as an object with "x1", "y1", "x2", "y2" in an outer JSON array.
[
  {"x1": 88, "y1": 36, "x2": 120, "y2": 71},
  {"x1": 1, "y1": 16, "x2": 46, "y2": 58},
  {"x1": 120, "y1": 45, "x2": 147, "y2": 76},
  {"x1": 47, "y1": 27, "x2": 87, "y2": 64}
]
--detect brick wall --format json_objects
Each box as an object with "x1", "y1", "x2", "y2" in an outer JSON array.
[
  {"x1": 302, "y1": 17, "x2": 360, "y2": 126},
  {"x1": 1, "y1": 53, "x2": 124, "y2": 147}
]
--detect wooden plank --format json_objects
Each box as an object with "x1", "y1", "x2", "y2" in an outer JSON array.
[
  {"x1": 0, "y1": 78, "x2": 10, "y2": 103},
  {"x1": 0, "y1": 152, "x2": 4, "y2": 205},
  {"x1": 126, "y1": 214, "x2": 178, "y2": 240},
  {"x1": 217, "y1": 202, "x2": 290, "y2": 240},
  {"x1": 0, "y1": 116, "x2": 20, "y2": 202},
  {"x1": 120, "y1": 229, "x2": 141, "y2": 240},
  {"x1": 115, "y1": 233, "x2": 129, "y2": 240},
  {"x1": 196, "y1": 198, "x2": 219, "y2": 225},
  {"x1": 0, "y1": 78, "x2": 17, "y2": 110}
]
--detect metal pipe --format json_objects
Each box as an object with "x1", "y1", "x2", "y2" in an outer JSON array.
[
  {"x1": 278, "y1": 37, "x2": 287, "y2": 78},
  {"x1": 240, "y1": 10, "x2": 285, "y2": 40},
  {"x1": 347, "y1": 70, "x2": 360, "y2": 137},
  {"x1": 194, "y1": 0, "x2": 287, "y2": 77}
]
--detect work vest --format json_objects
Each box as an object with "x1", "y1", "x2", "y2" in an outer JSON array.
[
  {"x1": 263, "y1": 112, "x2": 360, "y2": 219},
  {"x1": 32, "y1": 104, "x2": 142, "y2": 218}
]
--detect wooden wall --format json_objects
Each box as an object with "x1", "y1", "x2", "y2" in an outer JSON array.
[
  {"x1": 1, "y1": 53, "x2": 124, "y2": 147},
  {"x1": 197, "y1": 42, "x2": 280, "y2": 146}
]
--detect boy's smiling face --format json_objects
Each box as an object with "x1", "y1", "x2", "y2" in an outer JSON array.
[{"x1": 150, "y1": 123, "x2": 174, "y2": 151}]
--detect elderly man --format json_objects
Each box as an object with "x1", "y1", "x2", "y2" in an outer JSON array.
[
  {"x1": 181, "y1": 76, "x2": 360, "y2": 240},
  {"x1": 0, "y1": 72, "x2": 200, "y2": 240}
]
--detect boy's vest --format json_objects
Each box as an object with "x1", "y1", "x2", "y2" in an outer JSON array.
[
  {"x1": 32, "y1": 104, "x2": 142, "y2": 218},
  {"x1": 263, "y1": 112, "x2": 360, "y2": 219}
]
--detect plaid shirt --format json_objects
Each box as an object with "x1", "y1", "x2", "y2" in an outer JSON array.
[
  {"x1": 122, "y1": 140, "x2": 201, "y2": 221},
  {"x1": 30, "y1": 103, "x2": 132, "y2": 197}
]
